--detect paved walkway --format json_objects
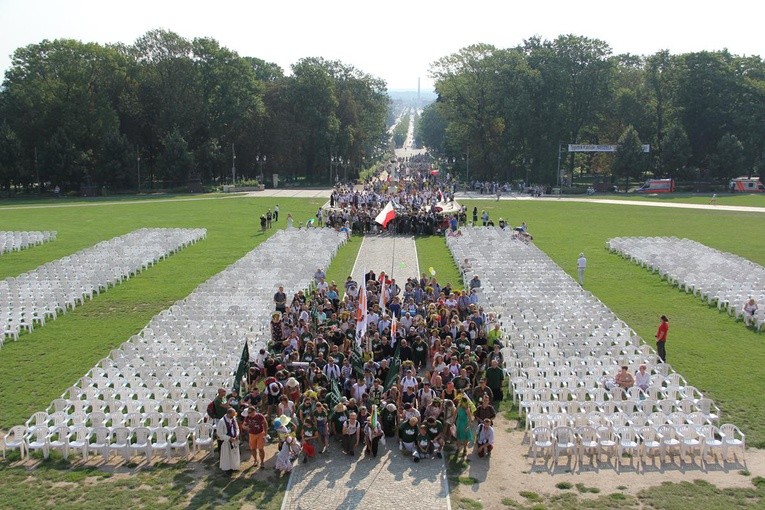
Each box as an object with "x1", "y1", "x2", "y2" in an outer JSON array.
[
  {"x1": 281, "y1": 235, "x2": 447, "y2": 510},
  {"x1": 280, "y1": 438, "x2": 450, "y2": 510},
  {"x1": 351, "y1": 235, "x2": 420, "y2": 284}
]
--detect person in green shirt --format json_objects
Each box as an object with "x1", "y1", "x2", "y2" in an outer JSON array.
[
  {"x1": 414, "y1": 424, "x2": 433, "y2": 461},
  {"x1": 398, "y1": 416, "x2": 419, "y2": 454},
  {"x1": 424, "y1": 416, "x2": 444, "y2": 458},
  {"x1": 487, "y1": 323, "x2": 502, "y2": 348}
]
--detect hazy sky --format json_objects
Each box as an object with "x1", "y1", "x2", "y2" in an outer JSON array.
[{"x1": 1, "y1": 0, "x2": 763, "y2": 91}]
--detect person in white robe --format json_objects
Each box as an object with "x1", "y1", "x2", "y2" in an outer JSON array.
[{"x1": 216, "y1": 408, "x2": 241, "y2": 472}]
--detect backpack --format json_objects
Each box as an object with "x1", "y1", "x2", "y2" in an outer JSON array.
[{"x1": 206, "y1": 400, "x2": 215, "y2": 419}]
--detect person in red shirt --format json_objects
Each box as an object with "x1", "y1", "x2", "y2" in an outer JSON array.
[
  {"x1": 656, "y1": 315, "x2": 669, "y2": 363},
  {"x1": 243, "y1": 406, "x2": 268, "y2": 468}
]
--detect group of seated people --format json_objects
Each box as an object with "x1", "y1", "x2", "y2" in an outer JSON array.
[
  {"x1": 216, "y1": 269, "x2": 507, "y2": 472},
  {"x1": 609, "y1": 364, "x2": 651, "y2": 394}
]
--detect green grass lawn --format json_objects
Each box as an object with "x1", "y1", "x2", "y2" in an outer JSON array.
[
  {"x1": 1, "y1": 193, "x2": 765, "y2": 509},
  {"x1": 587, "y1": 192, "x2": 765, "y2": 207}
]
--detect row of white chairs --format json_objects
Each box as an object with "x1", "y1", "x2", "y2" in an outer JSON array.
[
  {"x1": 530, "y1": 423, "x2": 745, "y2": 471},
  {"x1": 17, "y1": 228, "x2": 348, "y2": 451},
  {"x1": 3, "y1": 423, "x2": 214, "y2": 461},
  {"x1": 608, "y1": 236, "x2": 765, "y2": 331},
  {"x1": 0, "y1": 231, "x2": 56, "y2": 255},
  {"x1": 446, "y1": 228, "x2": 739, "y2": 449},
  {"x1": 1, "y1": 228, "x2": 206, "y2": 343},
  {"x1": 27, "y1": 409, "x2": 207, "y2": 435}
]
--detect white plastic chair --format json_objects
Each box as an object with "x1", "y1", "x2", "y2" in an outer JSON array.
[
  {"x1": 676, "y1": 425, "x2": 704, "y2": 465},
  {"x1": 698, "y1": 425, "x2": 724, "y2": 465},
  {"x1": 719, "y1": 423, "x2": 746, "y2": 463},
  {"x1": 90, "y1": 426, "x2": 111, "y2": 460},
  {"x1": 27, "y1": 427, "x2": 50, "y2": 459},
  {"x1": 150, "y1": 427, "x2": 171, "y2": 460},
  {"x1": 68, "y1": 425, "x2": 91, "y2": 460},
  {"x1": 131, "y1": 427, "x2": 153, "y2": 461},
  {"x1": 552, "y1": 426, "x2": 577, "y2": 467},
  {"x1": 110, "y1": 426, "x2": 132, "y2": 462},
  {"x1": 638, "y1": 426, "x2": 662, "y2": 468},
  {"x1": 193, "y1": 422, "x2": 215, "y2": 454},
  {"x1": 657, "y1": 424, "x2": 681, "y2": 463},
  {"x1": 530, "y1": 426, "x2": 553, "y2": 464},
  {"x1": 47, "y1": 426, "x2": 70, "y2": 460},
  {"x1": 169, "y1": 426, "x2": 191, "y2": 458},
  {"x1": 3, "y1": 425, "x2": 28, "y2": 459},
  {"x1": 615, "y1": 426, "x2": 640, "y2": 471}
]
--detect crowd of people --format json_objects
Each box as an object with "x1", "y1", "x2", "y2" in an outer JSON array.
[
  {"x1": 320, "y1": 156, "x2": 459, "y2": 236},
  {"x1": 209, "y1": 267, "x2": 508, "y2": 474}
]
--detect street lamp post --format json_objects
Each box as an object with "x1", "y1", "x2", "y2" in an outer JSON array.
[
  {"x1": 556, "y1": 142, "x2": 564, "y2": 197},
  {"x1": 136, "y1": 147, "x2": 141, "y2": 193},
  {"x1": 257, "y1": 154, "x2": 267, "y2": 184},
  {"x1": 463, "y1": 148, "x2": 470, "y2": 191},
  {"x1": 330, "y1": 156, "x2": 338, "y2": 184}
]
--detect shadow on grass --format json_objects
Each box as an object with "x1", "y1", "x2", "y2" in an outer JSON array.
[{"x1": 0, "y1": 453, "x2": 288, "y2": 510}]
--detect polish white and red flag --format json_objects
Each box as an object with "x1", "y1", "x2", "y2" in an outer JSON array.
[
  {"x1": 375, "y1": 201, "x2": 396, "y2": 228},
  {"x1": 355, "y1": 272, "x2": 368, "y2": 347}
]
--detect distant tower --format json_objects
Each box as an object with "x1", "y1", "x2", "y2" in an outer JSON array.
[{"x1": 417, "y1": 78, "x2": 421, "y2": 104}]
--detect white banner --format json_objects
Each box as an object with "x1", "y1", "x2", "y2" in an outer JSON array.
[{"x1": 568, "y1": 144, "x2": 650, "y2": 153}]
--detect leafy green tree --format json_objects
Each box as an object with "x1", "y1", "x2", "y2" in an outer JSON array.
[
  {"x1": 674, "y1": 51, "x2": 738, "y2": 168},
  {"x1": 156, "y1": 127, "x2": 194, "y2": 182},
  {"x1": 713, "y1": 133, "x2": 746, "y2": 181},
  {"x1": 95, "y1": 131, "x2": 135, "y2": 189},
  {"x1": 0, "y1": 123, "x2": 22, "y2": 191},
  {"x1": 612, "y1": 125, "x2": 644, "y2": 190},
  {"x1": 660, "y1": 124, "x2": 692, "y2": 179},
  {"x1": 416, "y1": 103, "x2": 447, "y2": 153}
]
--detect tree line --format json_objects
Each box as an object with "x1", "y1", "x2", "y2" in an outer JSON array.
[
  {"x1": 416, "y1": 36, "x2": 765, "y2": 187},
  {"x1": 0, "y1": 29, "x2": 390, "y2": 193}
]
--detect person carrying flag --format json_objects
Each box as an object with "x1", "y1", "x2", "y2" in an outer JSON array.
[{"x1": 364, "y1": 405, "x2": 385, "y2": 457}]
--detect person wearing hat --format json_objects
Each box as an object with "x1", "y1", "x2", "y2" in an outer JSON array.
[
  {"x1": 398, "y1": 415, "x2": 419, "y2": 454},
  {"x1": 216, "y1": 408, "x2": 241, "y2": 472},
  {"x1": 577, "y1": 252, "x2": 587, "y2": 285},
  {"x1": 381, "y1": 402, "x2": 399, "y2": 437},
  {"x1": 284, "y1": 377, "x2": 301, "y2": 403}
]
